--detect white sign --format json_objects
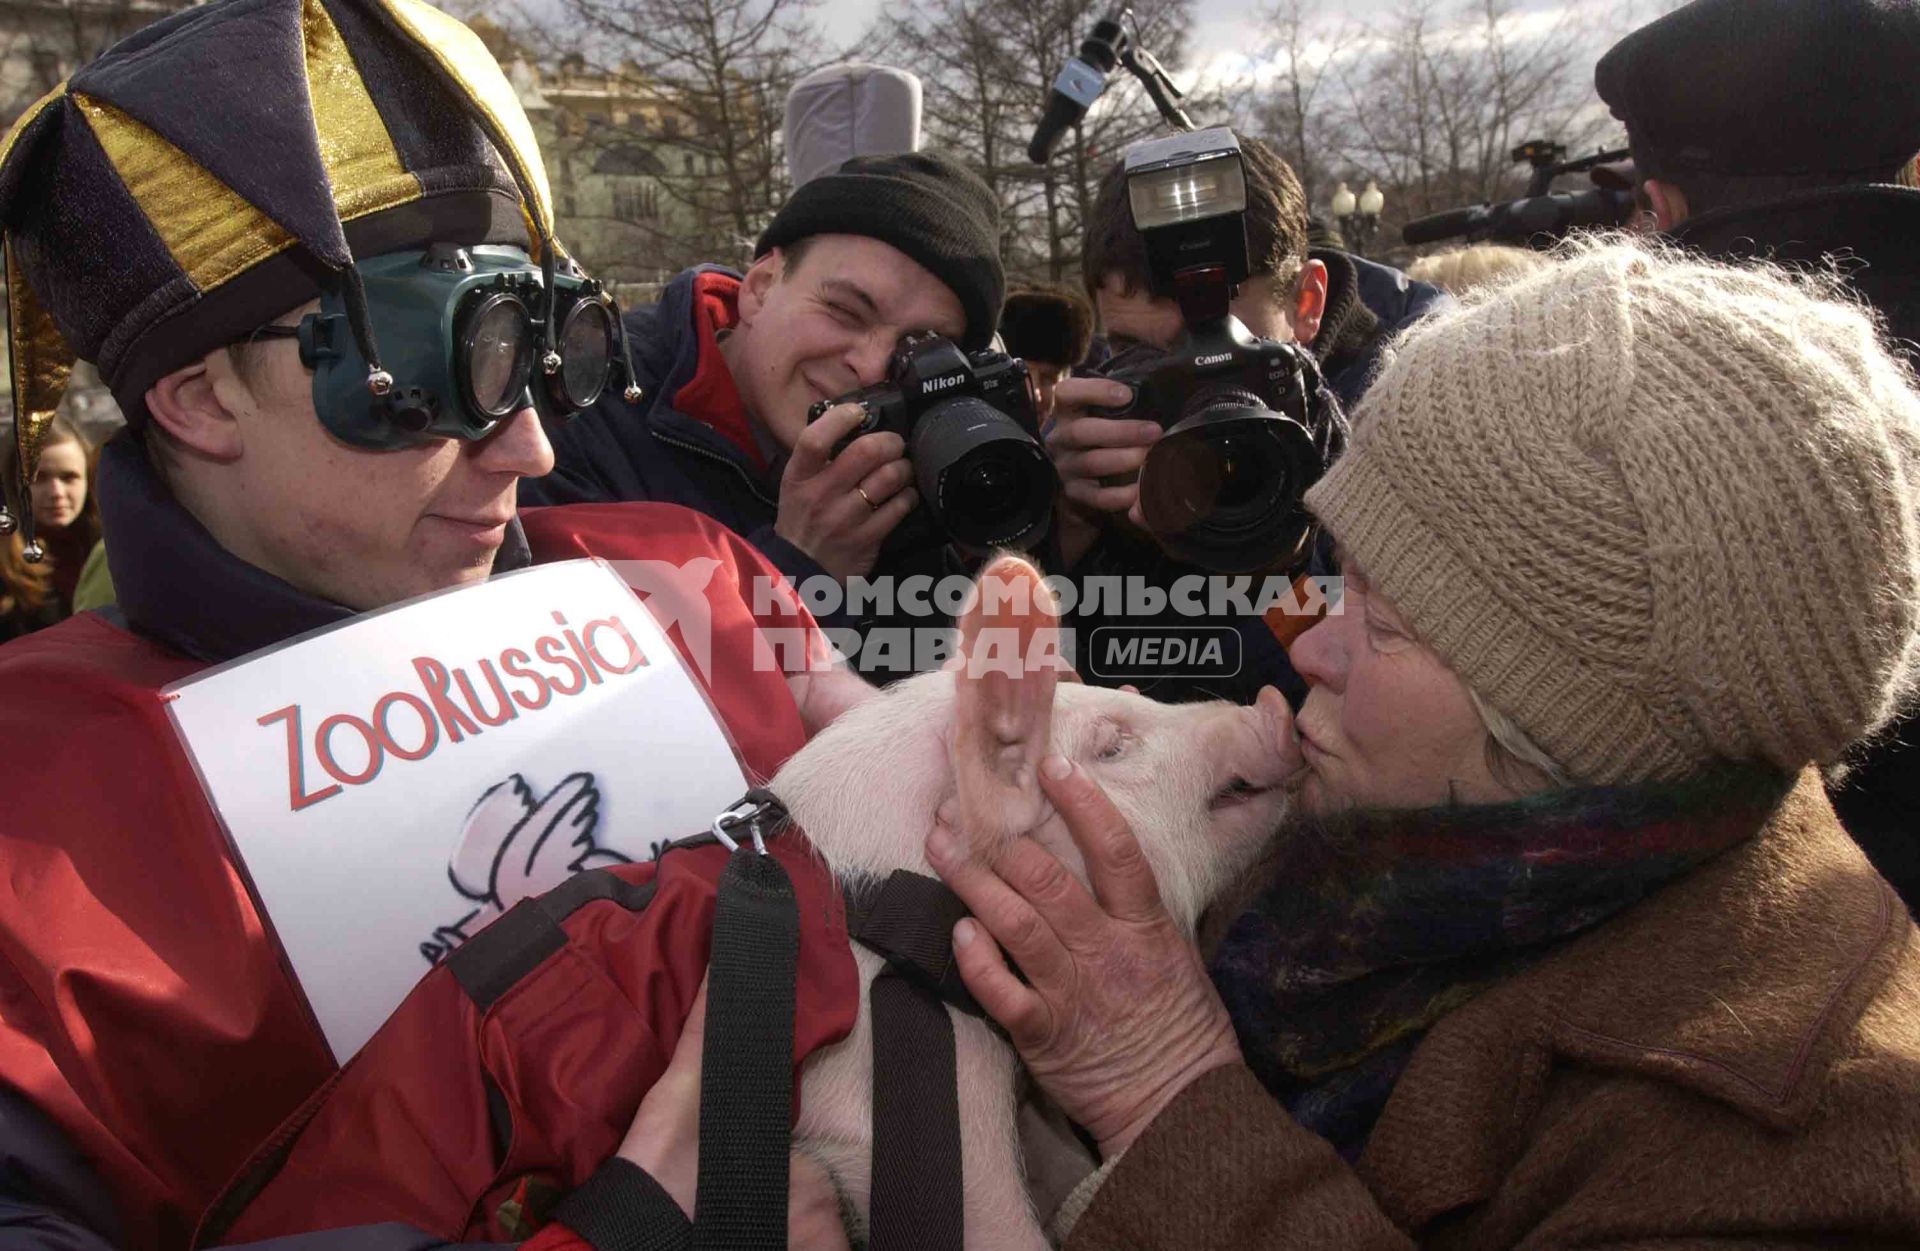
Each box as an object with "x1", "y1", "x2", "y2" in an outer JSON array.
[{"x1": 164, "y1": 559, "x2": 750, "y2": 1062}]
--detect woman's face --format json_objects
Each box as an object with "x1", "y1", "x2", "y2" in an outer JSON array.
[
  {"x1": 1285, "y1": 559, "x2": 1521, "y2": 815},
  {"x1": 30, "y1": 440, "x2": 87, "y2": 533}
]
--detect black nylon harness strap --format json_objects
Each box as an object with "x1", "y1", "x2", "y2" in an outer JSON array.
[
  {"x1": 866, "y1": 970, "x2": 966, "y2": 1251},
  {"x1": 843, "y1": 870, "x2": 988, "y2": 1019},
  {"x1": 691, "y1": 848, "x2": 798, "y2": 1251},
  {"x1": 441, "y1": 794, "x2": 985, "y2": 1251},
  {"x1": 553, "y1": 1158, "x2": 691, "y2": 1251},
  {"x1": 844, "y1": 869, "x2": 985, "y2": 1251},
  {"x1": 447, "y1": 870, "x2": 659, "y2": 1010}
]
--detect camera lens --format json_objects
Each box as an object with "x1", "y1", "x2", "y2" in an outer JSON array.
[
  {"x1": 908, "y1": 396, "x2": 1058, "y2": 550},
  {"x1": 1138, "y1": 388, "x2": 1321, "y2": 573},
  {"x1": 1148, "y1": 421, "x2": 1288, "y2": 537},
  {"x1": 952, "y1": 454, "x2": 1025, "y2": 517},
  {"x1": 1210, "y1": 436, "x2": 1268, "y2": 513}
]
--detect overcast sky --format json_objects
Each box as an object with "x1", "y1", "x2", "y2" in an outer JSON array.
[
  {"x1": 812, "y1": 0, "x2": 1377, "y2": 71},
  {"x1": 815, "y1": 0, "x2": 1661, "y2": 88}
]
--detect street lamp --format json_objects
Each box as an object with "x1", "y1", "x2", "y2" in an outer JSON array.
[{"x1": 1331, "y1": 178, "x2": 1385, "y2": 256}]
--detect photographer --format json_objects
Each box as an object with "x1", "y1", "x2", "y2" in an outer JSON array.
[
  {"x1": 1055, "y1": 133, "x2": 1442, "y2": 561},
  {"x1": 1597, "y1": 0, "x2": 1920, "y2": 905},
  {"x1": 1050, "y1": 132, "x2": 1443, "y2": 703},
  {"x1": 522, "y1": 153, "x2": 1007, "y2": 679}
]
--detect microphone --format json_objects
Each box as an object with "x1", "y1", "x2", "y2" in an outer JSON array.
[
  {"x1": 1401, "y1": 189, "x2": 1635, "y2": 246},
  {"x1": 1028, "y1": 11, "x2": 1126, "y2": 164},
  {"x1": 1400, "y1": 205, "x2": 1486, "y2": 247}
]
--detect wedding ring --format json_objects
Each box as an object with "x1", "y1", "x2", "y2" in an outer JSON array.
[{"x1": 857, "y1": 486, "x2": 879, "y2": 511}]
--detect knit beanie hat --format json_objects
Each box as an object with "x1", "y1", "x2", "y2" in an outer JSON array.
[
  {"x1": 756, "y1": 151, "x2": 1004, "y2": 350},
  {"x1": 1305, "y1": 241, "x2": 1920, "y2": 784}
]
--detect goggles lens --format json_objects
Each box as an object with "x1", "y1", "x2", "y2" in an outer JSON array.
[
  {"x1": 555, "y1": 296, "x2": 616, "y2": 410},
  {"x1": 462, "y1": 292, "x2": 536, "y2": 418}
]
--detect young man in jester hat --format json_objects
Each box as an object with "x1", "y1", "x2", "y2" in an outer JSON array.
[{"x1": 0, "y1": 2, "x2": 868, "y2": 1248}]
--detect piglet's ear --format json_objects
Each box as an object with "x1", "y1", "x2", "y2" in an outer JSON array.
[{"x1": 949, "y1": 555, "x2": 1069, "y2": 851}]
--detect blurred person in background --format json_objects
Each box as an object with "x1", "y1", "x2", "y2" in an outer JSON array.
[
  {"x1": 1405, "y1": 244, "x2": 1548, "y2": 296},
  {"x1": 998, "y1": 284, "x2": 1094, "y2": 422},
  {"x1": 0, "y1": 414, "x2": 99, "y2": 629},
  {"x1": 1599, "y1": 0, "x2": 1920, "y2": 906}
]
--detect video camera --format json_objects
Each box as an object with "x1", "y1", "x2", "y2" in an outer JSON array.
[
  {"x1": 1401, "y1": 141, "x2": 1638, "y2": 247},
  {"x1": 807, "y1": 333, "x2": 1057, "y2": 552},
  {"x1": 1094, "y1": 127, "x2": 1343, "y2": 575}
]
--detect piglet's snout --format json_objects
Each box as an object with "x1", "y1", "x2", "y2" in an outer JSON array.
[{"x1": 1201, "y1": 689, "x2": 1302, "y2": 793}]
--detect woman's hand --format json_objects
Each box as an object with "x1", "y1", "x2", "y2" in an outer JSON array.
[
  {"x1": 925, "y1": 757, "x2": 1244, "y2": 1160},
  {"x1": 618, "y1": 975, "x2": 851, "y2": 1249}
]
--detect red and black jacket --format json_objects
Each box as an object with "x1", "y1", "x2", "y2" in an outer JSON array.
[{"x1": 0, "y1": 435, "x2": 849, "y2": 1251}]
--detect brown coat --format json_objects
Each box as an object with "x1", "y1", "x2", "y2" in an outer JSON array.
[{"x1": 1065, "y1": 773, "x2": 1920, "y2": 1249}]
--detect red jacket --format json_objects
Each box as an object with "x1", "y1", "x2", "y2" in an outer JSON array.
[{"x1": 0, "y1": 502, "x2": 834, "y2": 1251}]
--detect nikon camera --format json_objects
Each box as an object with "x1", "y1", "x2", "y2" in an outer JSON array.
[
  {"x1": 807, "y1": 332, "x2": 1057, "y2": 551},
  {"x1": 1096, "y1": 127, "x2": 1345, "y2": 574}
]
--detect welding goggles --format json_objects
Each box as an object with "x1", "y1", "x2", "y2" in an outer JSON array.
[{"x1": 255, "y1": 244, "x2": 628, "y2": 450}]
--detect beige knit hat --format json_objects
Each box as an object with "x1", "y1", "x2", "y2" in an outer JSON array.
[{"x1": 1305, "y1": 240, "x2": 1920, "y2": 784}]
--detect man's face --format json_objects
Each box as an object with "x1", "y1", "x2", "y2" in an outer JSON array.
[
  {"x1": 725, "y1": 233, "x2": 968, "y2": 450},
  {"x1": 1094, "y1": 270, "x2": 1310, "y2": 354},
  {"x1": 198, "y1": 298, "x2": 555, "y2": 611}
]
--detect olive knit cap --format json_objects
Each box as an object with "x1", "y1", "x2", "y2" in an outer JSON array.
[{"x1": 1305, "y1": 240, "x2": 1920, "y2": 784}]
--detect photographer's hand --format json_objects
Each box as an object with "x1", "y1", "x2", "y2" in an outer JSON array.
[
  {"x1": 1046, "y1": 378, "x2": 1161, "y2": 567},
  {"x1": 776, "y1": 402, "x2": 918, "y2": 580}
]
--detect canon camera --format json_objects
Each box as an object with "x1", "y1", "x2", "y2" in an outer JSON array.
[{"x1": 1098, "y1": 127, "x2": 1345, "y2": 573}]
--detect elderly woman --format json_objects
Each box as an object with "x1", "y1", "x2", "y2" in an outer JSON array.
[{"x1": 930, "y1": 241, "x2": 1920, "y2": 1246}]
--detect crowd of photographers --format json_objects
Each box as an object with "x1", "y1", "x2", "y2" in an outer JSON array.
[{"x1": 4, "y1": 0, "x2": 1920, "y2": 1246}]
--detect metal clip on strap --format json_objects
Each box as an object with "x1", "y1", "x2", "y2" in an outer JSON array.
[
  {"x1": 710, "y1": 798, "x2": 766, "y2": 855},
  {"x1": 709, "y1": 789, "x2": 789, "y2": 856}
]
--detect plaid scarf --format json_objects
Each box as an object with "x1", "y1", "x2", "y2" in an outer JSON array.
[{"x1": 1208, "y1": 764, "x2": 1795, "y2": 1159}]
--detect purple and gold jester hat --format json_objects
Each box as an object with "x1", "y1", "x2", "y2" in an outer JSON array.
[{"x1": 0, "y1": 0, "x2": 564, "y2": 558}]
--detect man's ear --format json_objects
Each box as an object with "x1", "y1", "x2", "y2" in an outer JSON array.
[
  {"x1": 1288, "y1": 259, "x2": 1329, "y2": 348},
  {"x1": 1643, "y1": 179, "x2": 1689, "y2": 233},
  {"x1": 144, "y1": 353, "x2": 243, "y2": 461},
  {"x1": 736, "y1": 249, "x2": 785, "y2": 322}
]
